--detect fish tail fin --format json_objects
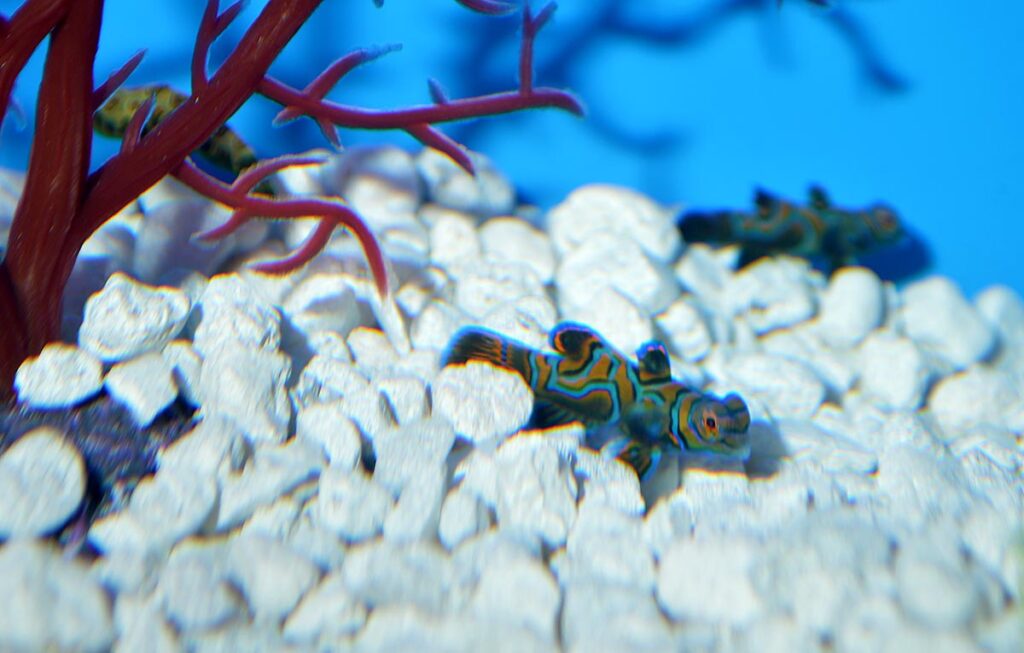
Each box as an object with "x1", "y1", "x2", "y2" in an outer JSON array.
[
  {"x1": 679, "y1": 210, "x2": 733, "y2": 244},
  {"x1": 443, "y1": 327, "x2": 534, "y2": 383}
]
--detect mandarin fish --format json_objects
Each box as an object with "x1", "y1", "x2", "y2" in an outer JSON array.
[
  {"x1": 94, "y1": 85, "x2": 274, "y2": 195},
  {"x1": 443, "y1": 322, "x2": 751, "y2": 480},
  {"x1": 679, "y1": 185, "x2": 902, "y2": 272}
]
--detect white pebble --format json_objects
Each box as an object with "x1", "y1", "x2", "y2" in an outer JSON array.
[
  {"x1": 0, "y1": 540, "x2": 114, "y2": 652},
  {"x1": 453, "y1": 260, "x2": 546, "y2": 319},
  {"x1": 373, "y1": 416, "x2": 455, "y2": 495},
  {"x1": 283, "y1": 571, "x2": 367, "y2": 643},
  {"x1": 432, "y1": 361, "x2": 533, "y2": 443},
  {"x1": 197, "y1": 348, "x2": 292, "y2": 444},
  {"x1": 562, "y1": 581, "x2": 671, "y2": 652},
  {"x1": 377, "y1": 375, "x2": 429, "y2": 425},
  {"x1": 469, "y1": 557, "x2": 560, "y2": 642},
  {"x1": 816, "y1": 266, "x2": 885, "y2": 348},
  {"x1": 562, "y1": 286, "x2": 653, "y2": 356},
  {"x1": 342, "y1": 540, "x2": 454, "y2": 613},
  {"x1": 416, "y1": 148, "x2": 514, "y2": 217},
  {"x1": 383, "y1": 465, "x2": 446, "y2": 544},
  {"x1": 656, "y1": 297, "x2": 713, "y2": 362},
  {"x1": 192, "y1": 274, "x2": 281, "y2": 357},
  {"x1": 410, "y1": 299, "x2": 468, "y2": 351},
  {"x1": 438, "y1": 486, "x2": 492, "y2": 550},
  {"x1": 429, "y1": 210, "x2": 481, "y2": 270},
  {"x1": 281, "y1": 273, "x2": 361, "y2": 340},
  {"x1": 0, "y1": 427, "x2": 85, "y2": 537},
  {"x1": 547, "y1": 184, "x2": 680, "y2": 261},
  {"x1": 674, "y1": 243, "x2": 736, "y2": 309},
  {"x1": 155, "y1": 542, "x2": 240, "y2": 632},
  {"x1": 89, "y1": 468, "x2": 217, "y2": 554},
  {"x1": 15, "y1": 343, "x2": 102, "y2": 408},
  {"x1": 326, "y1": 146, "x2": 422, "y2": 228},
  {"x1": 296, "y1": 402, "x2": 362, "y2": 470},
  {"x1": 928, "y1": 367, "x2": 1022, "y2": 434},
  {"x1": 776, "y1": 419, "x2": 879, "y2": 475},
  {"x1": 858, "y1": 331, "x2": 931, "y2": 410},
  {"x1": 292, "y1": 354, "x2": 369, "y2": 408},
  {"x1": 901, "y1": 276, "x2": 995, "y2": 369},
  {"x1": 563, "y1": 501, "x2": 654, "y2": 590},
  {"x1": 656, "y1": 536, "x2": 762, "y2": 626},
  {"x1": 161, "y1": 340, "x2": 202, "y2": 406},
  {"x1": 896, "y1": 553, "x2": 979, "y2": 629},
  {"x1": 726, "y1": 257, "x2": 819, "y2": 334},
  {"x1": 479, "y1": 217, "x2": 556, "y2": 283},
  {"x1": 215, "y1": 439, "x2": 322, "y2": 531},
  {"x1": 78, "y1": 272, "x2": 190, "y2": 361},
  {"x1": 113, "y1": 594, "x2": 181, "y2": 653},
  {"x1": 556, "y1": 234, "x2": 679, "y2": 315},
  {"x1": 725, "y1": 352, "x2": 825, "y2": 419},
  {"x1": 157, "y1": 416, "x2": 248, "y2": 479},
  {"x1": 226, "y1": 534, "x2": 321, "y2": 623},
  {"x1": 314, "y1": 467, "x2": 393, "y2": 542},
  {"x1": 495, "y1": 441, "x2": 577, "y2": 548},
  {"x1": 104, "y1": 352, "x2": 178, "y2": 426}
]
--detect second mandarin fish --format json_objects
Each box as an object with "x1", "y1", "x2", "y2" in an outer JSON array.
[
  {"x1": 679, "y1": 185, "x2": 902, "y2": 271},
  {"x1": 443, "y1": 322, "x2": 751, "y2": 480}
]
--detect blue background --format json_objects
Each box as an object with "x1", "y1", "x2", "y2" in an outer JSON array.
[{"x1": 1, "y1": 0, "x2": 1021, "y2": 298}]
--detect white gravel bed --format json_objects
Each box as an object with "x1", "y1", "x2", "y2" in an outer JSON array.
[{"x1": 0, "y1": 149, "x2": 1022, "y2": 652}]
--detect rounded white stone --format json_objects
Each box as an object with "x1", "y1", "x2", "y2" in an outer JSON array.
[
  {"x1": 656, "y1": 536, "x2": 762, "y2": 626},
  {"x1": 14, "y1": 343, "x2": 102, "y2": 408},
  {"x1": 0, "y1": 427, "x2": 85, "y2": 537},
  {"x1": 896, "y1": 556, "x2": 979, "y2": 629},
  {"x1": 438, "y1": 486, "x2": 492, "y2": 550},
  {"x1": 0, "y1": 539, "x2": 114, "y2": 652},
  {"x1": 547, "y1": 184, "x2": 680, "y2": 261},
  {"x1": 315, "y1": 467, "x2": 393, "y2": 542},
  {"x1": 556, "y1": 234, "x2": 679, "y2": 316},
  {"x1": 226, "y1": 534, "x2": 321, "y2": 623},
  {"x1": 561, "y1": 287, "x2": 653, "y2": 357},
  {"x1": 78, "y1": 272, "x2": 190, "y2": 361},
  {"x1": 479, "y1": 217, "x2": 556, "y2": 283},
  {"x1": 656, "y1": 297, "x2": 713, "y2": 362},
  {"x1": 192, "y1": 274, "x2": 281, "y2": 357},
  {"x1": 817, "y1": 266, "x2": 885, "y2": 348},
  {"x1": 858, "y1": 331, "x2": 930, "y2": 410},
  {"x1": 416, "y1": 147, "x2": 514, "y2": 217},
  {"x1": 928, "y1": 367, "x2": 1022, "y2": 434},
  {"x1": 470, "y1": 557, "x2": 560, "y2": 641},
  {"x1": 296, "y1": 402, "x2": 363, "y2": 470},
  {"x1": 725, "y1": 352, "x2": 826, "y2": 419},
  {"x1": 382, "y1": 465, "x2": 446, "y2": 544},
  {"x1": 197, "y1": 348, "x2": 292, "y2": 444},
  {"x1": 104, "y1": 351, "x2": 178, "y2": 426},
  {"x1": 283, "y1": 571, "x2": 367, "y2": 642},
  {"x1": 432, "y1": 361, "x2": 533, "y2": 443},
  {"x1": 900, "y1": 276, "x2": 995, "y2": 369}
]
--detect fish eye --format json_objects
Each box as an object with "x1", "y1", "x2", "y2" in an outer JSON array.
[{"x1": 704, "y1": 416, "x2": 717, "y2": 430}]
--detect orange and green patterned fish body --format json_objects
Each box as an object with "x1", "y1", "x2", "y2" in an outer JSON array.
[
  {"x1": 443, "y1": 323, "x2": 751, "y2": 480},
  {"x1": 679, "y1": 185, "x2": 902, "y2": 271}
]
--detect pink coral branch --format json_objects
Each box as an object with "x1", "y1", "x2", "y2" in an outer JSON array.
[
  {"x1": 0, "y1": 0, "x2": 72, "y2": 127},
  {"x1": 256, "y1": 1, "x2": 581, "y2": 171},
  {"x1": 91, "y1": 49, "x2": 146, "y2": 110},
  {"x1": 119, "y1": 92, "x2": 154, "y2": 155},
  {"x1": 192, "y1": 0, "x2": 244, "y2": 93},
  {"x1": 455, "y1": 0, "x2": 518, "y2": 16},
  {"x1": 174, "y1": 156, "x2": 389, "y2": 296}
]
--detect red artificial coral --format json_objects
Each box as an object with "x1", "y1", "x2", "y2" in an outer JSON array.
[{"x1": 0, "y1": 0, "x2": 581, "y2": 401}]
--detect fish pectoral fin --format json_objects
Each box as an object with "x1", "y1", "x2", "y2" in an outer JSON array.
[
  {"x1": 601, "y1": 437, "x2": 662, "y2": 482},
  {"x1": 635, "y1": 341, "x2": 672, "y2": 384},
  {"x1": 549, "y1": 322, "x2": 602, "y2": 361}
]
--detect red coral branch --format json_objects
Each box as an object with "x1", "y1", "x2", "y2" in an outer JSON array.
[
  {"x1": 258, "y1": 1, "x2": 582, "y2": 172},
  {"x1": 0, "y1": 0, "x2": 581, "y2": 400},
  {"x1": 174, "y1": 156, "x2": 389, "y2": 293}
]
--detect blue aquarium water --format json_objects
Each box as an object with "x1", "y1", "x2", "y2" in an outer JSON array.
[{"x1": 1, "y1": 0, "x2": 1021, "y2": 297}]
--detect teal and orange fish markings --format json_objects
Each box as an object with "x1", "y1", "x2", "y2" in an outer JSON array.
[
  {"x1": 679, "y1": 185, "x2": 903, "y2": 271},
  {"x1": 443, "y1": 322, "x2": 752, "y2": 480}
]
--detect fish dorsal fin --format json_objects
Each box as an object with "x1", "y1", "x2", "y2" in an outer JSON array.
[
  {"x1": 753, "y1": 188, "x2": 777, "y2": 218},
  {"x1": 601, "y1": 436, "x2": 662, "y2": 482},
  {"x1": 635, "y1": 341, "x2": 671, "y2": 384},
  {"x1": 809, "y1": 185, "x2": 831, "y2": 210},
  {"x1": 549, "y1": 322, "x2": 602, "y2": 362}
]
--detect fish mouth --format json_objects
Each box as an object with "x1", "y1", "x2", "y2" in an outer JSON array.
[{"x1": 718, "y1": 430, "x2": 752, "y2": 460}]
